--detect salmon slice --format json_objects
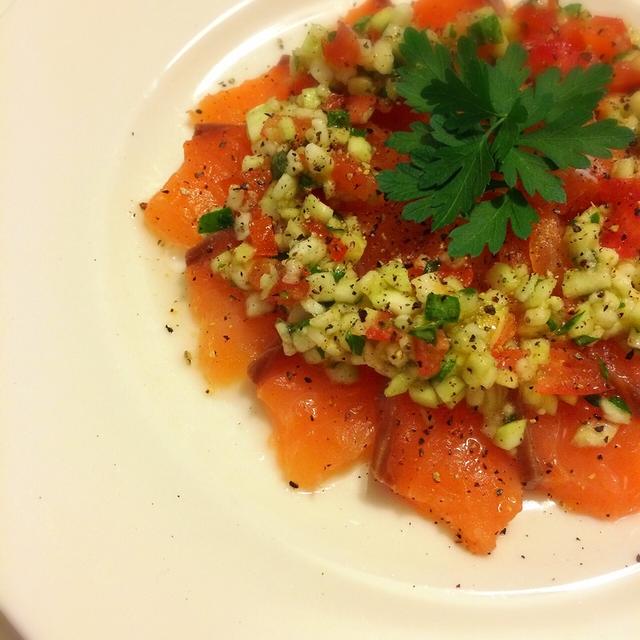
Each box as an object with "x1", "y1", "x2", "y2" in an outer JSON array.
[
  {"x1": 144, "y1": 124, "x2": 250, "y2": 247},
  {"x1": 186, "y1": 247, "x2": 279, "y2": 386},
  {"x1": 190, "y1": 56, "x2": 293, "y2": 126},
  {"x1": 253, "y1": 351, "x2": 386, "y2": 489},
  {"x1": 524, "y1": 400, "x2": 640, "y2": 519},
  {"x1": 373, "y1": 395, "x2": 523, "y2": 554}
]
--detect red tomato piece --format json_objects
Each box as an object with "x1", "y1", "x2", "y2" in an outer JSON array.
[
  {"x1": 513, "y1": 0, "x2": 559, "y2": 40},
  {"x1": 374, "y1": 396, "x2": 523, "y2": 554},
  {"x1": 331, "y1": 150, "x2": 378, "y2": 202},
  {"x1": 529, "y1": 213, "x2": 570, "y2": 280},
  {"x1": 413, "y1": 330, "x2": 449, "y2": 379},
  {"x1": 535, "y1": 344, "x2": 609, "y2": 396},
  {"x1": 323, "y1": 22, "x2": 361, "y2": 70},
  {"x1": 578, "y1": 16, "x2": 631, "y2": 63},
  {"x1": 254, "y1": 351, "x2": 386, "y2": 489},
  {"x1": 610, "y1": 59, "x2": 640, "y2": 93},
  {"x1": 413, "y1": 0, "x2": 490, "y2": 30},
  {"x1": 327, "y1": 236, "x2": 348, "y2": 262},
  {"x1": 346, "y1": 94, "x2": 377, "y2": 125},
  {"x1": 250, "y1": 214, "x2": 278, "y2": 257},
  {"x1": 524, "y1": 400, "x2": 640, "y2": 519},
  {"x1": 344, "y1": 0, "x2": 391, "y2": 26}
]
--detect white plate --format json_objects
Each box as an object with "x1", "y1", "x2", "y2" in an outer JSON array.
[{"x1": 3, "y1": 0, "x2": 640, "y2": 637}]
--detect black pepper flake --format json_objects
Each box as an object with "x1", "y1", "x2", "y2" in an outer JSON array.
[
  {"x1": 289, "y1": 481, "x2": 299, "y2": 489},
  {"x1": 304, "y1": 376, "x2": 313, "y2": 383},
  {"x1": 165, "y1": 325, "x2": 174, "y2": 333}
]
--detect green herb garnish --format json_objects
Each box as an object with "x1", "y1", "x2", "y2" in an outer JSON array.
[
  {"x1": 585, "y1": 394, "x2": 601, "y2": 407},
  {"x1": 299, "y1": 174, "x2": 316, "y2": 189},
  {"x1": 423, "y1": 258, "x2": 441, "y2": 273},
  {"x1": 411, "y1": 324, "x2": 438, "y2": 344},
  {"x1": 556, "y1": 311, "x2": 585, "y2": 335},
  {"x1": 468, "y1": 13, "x2": 503, "y2": 45},
  {"x1": 289, "y1": 318, "x2": 311, "y2": 332},
  {"x1": 353, "y1": 15, "x2": 371, "y2": 34},
  {"x1": 609, "y1": 396, "x2": 631, "y2": 414},
  {"x1": 332, "y1": 267, "x2": 346, "y2": 282},
  {"x1": 431, "y1": 356, "x2": 456, "y2": 382},
  {"x1": 271, "y1": 150, "x2": 289, "y2": 180},
  {"x1": 574, "y1": 335, "x2": 598, "y2": 346},
  {"x1": 327, "y1": 109, "x2": 350, "y2": 128},
  {"x1": 598, "y1": 358, "x2": 609, "y2": 381},
  {"x1": 424, "y1": 293, "x2": 461, "y2": 324},
  {"x1": 345, "y1": 332, "x2": 366, "y2": 355},
  {"x1": 197, "y1": 207, "x2": 234, "y2": 234},
  {"x1": 378, "y1": 29, "x2": 634, "y2": 257}
]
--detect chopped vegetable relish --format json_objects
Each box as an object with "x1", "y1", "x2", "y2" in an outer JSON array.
[{"x1": 145, "y1": 0, "x2": 640, "y2": 553}]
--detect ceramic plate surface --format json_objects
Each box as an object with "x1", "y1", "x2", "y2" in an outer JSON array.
[{"x1": 3, "y1": 0, "x2": 640, "y2": 637}]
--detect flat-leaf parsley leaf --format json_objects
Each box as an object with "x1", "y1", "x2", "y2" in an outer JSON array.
[{"x1": 379, "y1": 29, "x2": 634, "y2": 257}]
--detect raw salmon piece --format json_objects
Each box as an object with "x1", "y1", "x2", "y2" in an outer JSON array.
[
  {"x1": 144, "y1": 124, "x2": 250, "y2": 247},
  {"x1": 253, "y1": 352, "x2": 386, "y2": 489},
  {"x1": 190, "y1": 56, "x2": 293, "y2": 126},
  {"x1": 187, "y1": 256, "x2": 279, "y2": 386},
  {"x1": 524, "y1": 400, "x2": 640, "y2": 519},
  {"x1": 373, "y1": 395, "x2": 523, "y2": 554}
]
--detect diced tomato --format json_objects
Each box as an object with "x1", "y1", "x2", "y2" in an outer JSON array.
[
  {"x1": 535, "y1": 344, "x2": 609, "y2": 396},
  {"x1": 144, "y1": 125, "x2": 250, "y2": 247},
  {"x1": 513, "y1": 0, "x2": 559, "y2": 40},
  {"x1": 289, "y1": 72, "x2": 317, "y2": 95},
  {"x1": 610, "y1": 59, "x2": 640, "y2": 93},
  {"x1": 346, "y1": 94, "x2": 377, "y2": 125},
  {"x1": 323, "y1": 22, "x2": 361, "y2": 70},
  {"x1": 439, "y1": 259, "x2": 475, "y2": 288},
  {"x1": 254, "y1": 351, "x2": 386, "y2": 489},
  {"x1": 366, "y1": 326, "x2": 394, "y2": 341},
  {"x1": 526, "y1": 34, "x2": 585, "y2": 75},
  {"x1": 242, "y1": 167, "x2": 273, "y2": 209},
  {"x1": 493, "y1": 348, "x2": 525, "y2": 371},
  {"x1": 529, "y1": 213, "x2": 570, "y2": 281},
  {"x1": 327, "y1": 236, "x2": 348, "y2": 262},
  {"x1": 250, "y1": 214, "x2": 278, "y2": 257},
  {"x1": 600, "y1": 193, "x2": 640, "y2": 260},
  {"x1": 413, "y1": 0, "x2": 490, "y2": 30},
  {"x1": 524, "y1": 400, "x2": 640, "y2": 519},
  {"x1": 324, "y1": 93, "x2": 345, "y2": 111},
  {"x1": 574, "y1": 16, "x2": 631, "y2": 63},
  {"x1": 331, "y1": 150, "x2": 378, "y2": 202},
  {"x1": 344, "y1": 0, "x2": 391, "y2": 26},
  {"x1": 371, "y1": 101, "x2": 426, "y2": 132},
  {"x1": 588, "y1": 340, "x2": 640, "y2": 414},
  {"x1": 191, "y1": 56, "x2": 292, "y2": 126},
  {"x1": 262, "y1": 115, "x2": 309, "y2": 146},
  {"x1": 186, "y1": 259, "x2": 279, "y2": 386},
  {"x1": 374, "y1": 396, "x2": 523, "y2": 554},
  {"x1": 269, "y1": 278, "x2": 309, "y2": 306},
  {"x1": 413, "y1": 330, "x2": 449, "y2": 379}
]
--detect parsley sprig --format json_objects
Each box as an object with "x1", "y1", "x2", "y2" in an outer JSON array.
[{"x1": 378, "y1": 28, "x2": 634, "y2": 257}]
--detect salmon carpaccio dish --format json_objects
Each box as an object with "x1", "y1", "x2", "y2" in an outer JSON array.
[{"x1": 144, "y1": 0, "x2": 640, "y2": 554}]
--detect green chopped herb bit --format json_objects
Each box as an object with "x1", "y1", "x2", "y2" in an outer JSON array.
[
  {"x1": 308, "y1": 264, "x2": 323, "y2": 274},
  {"x1": 460, "y1": 287, "x2": 477, "y2": 296},
  {"x1": 546, "y1": 318, "x2": 559, "y2": 332},
  {"x1": 198, "y1": 207, "x2": 234, "y2": 234},
  {"x1": 564, "y1": 3, "x2": 585, "y2": 17},
  {"x1": 350, "y1": 127, "x2": 368, "y2": 137},
  {"x1": 589, "y1": 212, "x2": 601, "y2": 223},
  {"x1": 411, "y1": 324, "x2": 438, "y2": 344},
  {"x1": 327, "y1": 30, "x2": 337, "y2": 42},
  {"x1": 585, "y1": 394, "x2": 601, "y2": 407},
  {"x1": 423, "y1": 258, "x2": 441, "y2": 274},
  {"x1": 332, "y1": 267, "x2": 346, "y2": 282},
  {"x1": 556, "y1": 311, "x2": 585, "y2": 335},
  {"x1": 327, "y1": 109, "x2": 350, "y2": 128},
  {"x1": 574, "y1": 335, "x2": 598, "y2": 346},
  {"x1": 598, "y1": 358, "x2": 610, "y2": 381},
  {"x1": 352, "y1": 15, "x2": 371, "y2": 34},
  {"x1": 424, "y1": 293, "x2": 460, "y2": 324},
  {"x1": 271, "y1": 150, "x2": 289, "y2": 180},
  {"x1": 290, "y1": 318, "x2": 311, "y2": 332},
  {"x1": 345, "y1": 332, "x2": 366, "y2": 355},
  {"x1": 468, "y1": 13, "x2": 503, "y2": 45},
  {"x1": 609, "y1": 395, "x2": 631, "y2": 414},
  {"x1": 299, "y1": 174, "x2": 316, "y2": 189},
  {"x1": 431, "y1": 356, "x2": 456, "y2": 382}
]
